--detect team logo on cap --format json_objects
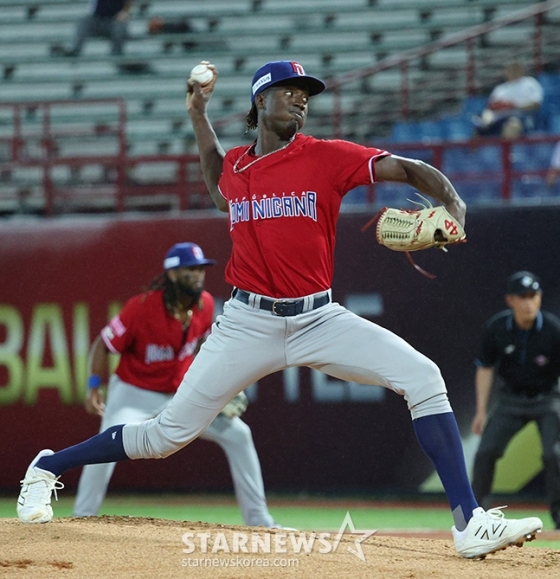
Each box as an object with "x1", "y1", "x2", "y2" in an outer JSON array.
[
  {"x1": 192, "y1": 246, "x2": 204, "y2": 260},
  {"x1": 290, "y1": 62, "x2": 305, "y2": 75},
  {"x1": 521, "y1": 276, "x2": 538, "y2": 289},
  {"x1": 164, "y1": 256, "x2": 181, "y2": 269},
  {"x1": 252, "y1": 72, "x2": 272, "y2": 95}
]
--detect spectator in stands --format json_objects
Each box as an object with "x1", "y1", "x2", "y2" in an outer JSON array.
[
  {"x1": 472, "y1": 61, "x2": 543, "y2": 139},
  {"x1": 148, "y1": 16, "x2": 194, "y2": 36},
  {"x1": 53, "y1": 0, "x2": 133, "y2": 57},
  {"x1": 148, "y1": 15, "x2": 197, "y2": 51},
  {"x1": 546, "y1": 141, "x2": 560, "y2": 188}
]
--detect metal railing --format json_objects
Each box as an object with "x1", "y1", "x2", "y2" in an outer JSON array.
[
  {"x1": 355, "y1": 134, "x2": 559, "y2": 205},
  {"x1": 1, "y1": 2, "x2": 560, "y2": 215},
  {"x1": 208, "y1": 0, "x2": 560, "y2": 142},
  {"x1": 0, "y1": 99, "x2": 212, "y2": 215},
  {"x1": 327, "y1": 0, "x2": 560, "y2": 137}
]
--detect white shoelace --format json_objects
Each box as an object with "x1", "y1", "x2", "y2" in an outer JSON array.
[
  {"x1": 20, "y1": 475, "x2": 64, "y2": 503},
  {"x1": 483, "y1": 506, "x2": 509, "y2": 519}
]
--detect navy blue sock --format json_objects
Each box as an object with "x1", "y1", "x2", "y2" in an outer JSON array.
[
  {"x1": 36, "y1": 425, "x2": 129, "y2": 477},
  {"x1": 413, "y1": 412, "x2": 478, "y2": 531}
]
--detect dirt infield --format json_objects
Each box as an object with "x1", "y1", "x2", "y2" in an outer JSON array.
[{"x1": 1, "y1": 517, "x2": 559, "y2": 578}]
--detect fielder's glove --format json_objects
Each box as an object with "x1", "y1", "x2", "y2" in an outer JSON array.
[
  {"x1": 370, "y1": 194, "x2": 466, "y2": 252},
  {"x1": 220, "y1": 392, "x2": 249, "y2": 419}
]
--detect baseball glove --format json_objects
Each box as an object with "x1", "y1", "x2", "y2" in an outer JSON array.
[
  {"x1": 220, "y1": 392, "x2": 249, "y2": 419},
  {"x1": 364, "y1": 194, "x2": 466, "y2": 252}
]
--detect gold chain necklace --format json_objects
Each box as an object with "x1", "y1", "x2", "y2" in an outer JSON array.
[
  {"x1": 174, "y1": 308, "x2": 193, "y2": 328},
  {"x1": 232, "y1": 136, "x2": 295, "y2": 174}
]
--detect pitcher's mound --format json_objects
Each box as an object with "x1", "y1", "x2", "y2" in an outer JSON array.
[{"x1": 1, "y1": 516, "x2": 559, "y2": 578}]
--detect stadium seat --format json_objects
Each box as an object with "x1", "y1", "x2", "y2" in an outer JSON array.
[
  {"x1": 442, "y1": 146, "x2": 502, "y2": 174},
  {"x1": 416, "y1": 120, "x2": 445, "y2": 142},
  {"x1": 343, "y1": 185, "x2": 369, "y2": 205},
  {"x1": 441, "y1": 117, "x2": 474, "y2": 141},
  {"x1": 510, "y1": 142, "x2": 555, "y2": 172},
  {"x1": 454, "y1": 180, "x2": 502, "y2": 203},
  {"x1": 548, "y1": 114, "x2": 560, "y2": 135},
  {"x1": 1, "y1": 0, "x2": 559, "y2": 214},
  {"x1": 536, "y1": 98, "x2": 560, "y2": 133},
  {"x1": 461, "y1": 96, "x2": 487, "y2": 117},
  {"x1": 537, "y1": 73, "x2": 560, "y2": 95},
  {"x1": 511, "y1": 176, "x2": 554, "y2": 199},
  {"x1": 390, "y1": 122, "x2": 419, "y2": 143},
  {"x1": 371, "y1": 182, "x2": 412, "y2": 206}
]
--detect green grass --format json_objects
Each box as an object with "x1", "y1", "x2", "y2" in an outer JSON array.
[{"x1": 2, "y1": 494, "x2": 558, "y2": 549}]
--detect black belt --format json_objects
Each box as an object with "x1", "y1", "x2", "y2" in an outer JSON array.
[{"x1": 233, "y1": 288, "x2": 330, "y2": 317}]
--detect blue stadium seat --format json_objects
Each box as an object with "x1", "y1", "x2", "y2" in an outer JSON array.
[
  {"x1": 442, "y1": 146, "x2": 502, "y2": 174},
  {"x1": 536, "y1": 97, "x2": 560, "y2": 133},
  {"x1": 416, "y1": 120, "x2": 445, "y2": 142},
  {"x1": 537, "y1": 73, "x2": 560, "y2": 94},
  {"x1": 461, "y1": 96, "x2": 487, "y2": 117},
  {"x1": 443, "y1": 148, "x2": 473, "y2": 173},
  {"x1": 454, "y1": 180, "x2": 502, "y2": 203},
  {"x1": 477, "y1": 145, "x2": 503, "y2": 171},
  {"x1": 372, "y1": 182, "x2": 413, "y2": 206},
  {"x1": 441, "y1": 117, "x2": 474, "y2": 141},
  {"x1": 344, "y1": 182, "x2": 423, "y2": 207},
  {"x1": 510, "y1": 142, "x2": 554, "y2": 172},
  {"x1": 344, "y1": 185, "x2": 370, "y2": 204},
  {"x1": 390, "y1": 122, "x2": 419, "y2": 143},
  {"x1": 549, "y1": 114, "x2": 560, "y2": 135},
  {"x1": 390, "y1": 122, "x2": 450, "y2": 145},
  {"x1": 511, "y1": 176, "x2": 554, "y2": 199}
]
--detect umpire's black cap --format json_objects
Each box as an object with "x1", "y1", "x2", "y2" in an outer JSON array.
[{"x1": 506, "y1": 271, "x2": 541, "y2": 295}]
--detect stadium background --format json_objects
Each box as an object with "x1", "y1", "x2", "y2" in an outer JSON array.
[{"x1": 2, "y1": 0, "x2": 560, "y2": 535}]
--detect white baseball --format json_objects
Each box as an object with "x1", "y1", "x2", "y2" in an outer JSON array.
[{"x1": 190, "y1": 64, "x2": 213, "y2": 85}]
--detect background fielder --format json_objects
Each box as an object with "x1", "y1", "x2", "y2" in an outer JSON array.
[{"x1": 73, "y1": 242, "x2": 278, "y2": 527}]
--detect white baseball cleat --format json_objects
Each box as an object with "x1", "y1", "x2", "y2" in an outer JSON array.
[
  {"x1": 452, "y1": 506, "x2": 542, "y2": 559},
  {"x1": 17, "y1": 449, "x2": 64, "y2": 524}
]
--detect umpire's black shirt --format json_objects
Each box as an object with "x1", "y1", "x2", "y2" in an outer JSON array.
[{"x1": 476, "y1": 310, "x2": 560, "y2": 396}]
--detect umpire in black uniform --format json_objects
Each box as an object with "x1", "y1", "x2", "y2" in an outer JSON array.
[{"x1": 471, "y1": 271, "x2": 560, "y2": 529}]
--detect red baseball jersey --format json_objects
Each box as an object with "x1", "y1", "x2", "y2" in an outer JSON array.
[
  {"x1": 100, "y1": 289, "x2": 214, "y2": 393},
  {"x1": 218, "y1": 133, "x2": 389, "y2": 298}
]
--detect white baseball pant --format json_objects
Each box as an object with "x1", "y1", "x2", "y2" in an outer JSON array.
[
  {"x1": 73, "y1": 375, "x2": 275, "y2": 527},
  {"x1": 122, "y1": 295, "x2": 451, "y2": 461}
]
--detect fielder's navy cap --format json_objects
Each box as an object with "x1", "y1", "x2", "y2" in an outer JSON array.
[
  {"x1": 163, "y1": 243, "x2": 216, "y2": 269},
  {"x1": 506, "y1": 271, "x2": 541, "y2": 295},
  {"x1": 250, "y1": 60, "x2": 326, "y2": 103}
]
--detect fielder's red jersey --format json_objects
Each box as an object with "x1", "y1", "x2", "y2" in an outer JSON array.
[
  {"x1": 100, "y1": 289, "x2": 214, "y2": 393},
  {"x1": 218, "y1": 133, "x2": 389, "y2": 298}
]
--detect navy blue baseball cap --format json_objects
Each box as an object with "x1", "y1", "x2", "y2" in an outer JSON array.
[
  {"x1": 250, "y1": 60, "x2": 326, "y2": 104},
  {"x1": 163, "y1": 243, "x2": 216, "y2": 269},
  {"x1": 506, "y1": 271, "x2": 541, "y2": 295}
]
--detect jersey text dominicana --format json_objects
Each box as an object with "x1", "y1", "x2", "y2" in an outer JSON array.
[{"x1": 219, "y1": 133, "x2": 389, "y2": 298}]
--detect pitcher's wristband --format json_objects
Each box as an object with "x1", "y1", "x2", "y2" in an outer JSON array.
[{"x1": 87, "y1": 375, "x2": 102, "y2": 389}]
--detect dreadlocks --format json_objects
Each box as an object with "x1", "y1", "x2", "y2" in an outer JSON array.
[
  {"x1": 245, "y1": 104, "x2": 258, "y2": 132},
  {"x1": 146, "y1": 273, "x2": 178, "y2": 313}
]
